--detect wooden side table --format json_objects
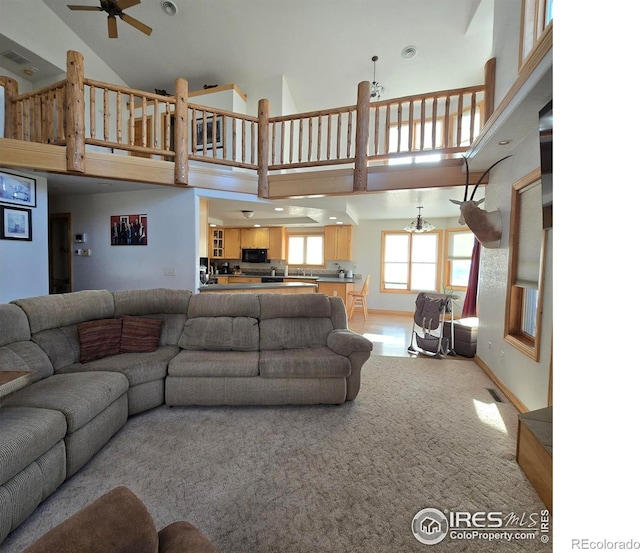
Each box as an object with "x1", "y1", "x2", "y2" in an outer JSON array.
[{"x1": 0, "y1": 371, "x2": 35, "y2": 403}]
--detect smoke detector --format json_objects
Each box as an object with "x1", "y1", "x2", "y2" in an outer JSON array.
[
  {"x1": 241, "y1": 210, "x2": 254, "y2": 219},
  {"x1": 401, "y1": 46, "x2": 417, "y2": 59},
  {"x1": 160, "y1": 1, "x2": 178, "y2": 16}
]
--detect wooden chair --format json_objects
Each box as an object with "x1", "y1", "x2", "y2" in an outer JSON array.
[{"x1": 348, "y1": 274, "x2": 370, "y2": 320}]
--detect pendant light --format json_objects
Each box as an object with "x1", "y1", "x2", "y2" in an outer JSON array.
[{"x1": 404, "y1": 206, "x2": 434, "y2": 233}]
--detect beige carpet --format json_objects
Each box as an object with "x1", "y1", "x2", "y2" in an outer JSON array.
[{"x1": 1, "y1": 355, "x2": 551, "y2": 552}]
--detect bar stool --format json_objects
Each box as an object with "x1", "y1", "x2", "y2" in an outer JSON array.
[{"x1": 348, "y1": 275, "x2": 370, "y2": 320}]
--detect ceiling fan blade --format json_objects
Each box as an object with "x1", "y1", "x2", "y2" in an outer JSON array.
[
  {"x1": 67, "y1": 5, "x2": 102, "y2": 10},
  {"x1": 115, "y1": 0, "x2": 140, "y2": 9},
  {"x1": 120, "y1": 13, "x2": 152, "y2": 35},
  {"x1": 107, "y1": 15, "x2": 118, "y2": 38}
]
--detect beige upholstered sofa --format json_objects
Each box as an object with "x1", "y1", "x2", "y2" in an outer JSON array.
[{"x1": 0, "y1": 289, "x2": 372, "y2": 545}]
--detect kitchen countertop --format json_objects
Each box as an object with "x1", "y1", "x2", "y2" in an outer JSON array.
[
  {"x1": 199, "y1": 282, "x2": 318, "y2": 291},
  {"x1": 224, "y1": 274, "x2": 361, "y2": 284}
]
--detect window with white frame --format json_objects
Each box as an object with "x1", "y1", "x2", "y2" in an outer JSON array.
[
  {"x1": 287, "y1": 233, "x2": 324, "y2": 266},
  {"x1": 381, "y1": 231, "x2": 441, "y2": 292}
]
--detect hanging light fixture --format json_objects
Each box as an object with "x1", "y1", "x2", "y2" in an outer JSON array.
[
  {"x1": 370, "y1": 55, "x2": 384, "y2": 99},
  {"x1": 404, "y1": 206, "x2": 434, "y2": 233}
]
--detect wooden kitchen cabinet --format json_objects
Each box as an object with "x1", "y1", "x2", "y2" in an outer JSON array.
[
  {"x1": 224, "y1": 228, "x2": 241, "y2": 259},
  {"x1": 240, "y1": 228, "x2": 269, "y2": 249},
  {"x1": 209, "y1": 228, "x2": 225, "y2": 259},
  {"x1": 317, "y1": 281, "x2": 354, "y2": 306},
  {"x1": 269, "y1": 227, "x2": 286, "y2": 259},
  {"x1": 228, "y1": 276, "x2": 262, "y2": 283},
  {"x1": 324, "y1": 225, "x2": 352, "y2": 261}
]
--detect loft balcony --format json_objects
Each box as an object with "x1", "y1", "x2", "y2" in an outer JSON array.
[{"x1": 0, "y1": 50, "x2": 501, "y2": 197}]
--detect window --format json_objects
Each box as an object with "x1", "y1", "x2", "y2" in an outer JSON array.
[
  {"x1": 287, "y1": 233, "x2": 324, "y2": 266},
  {"x1": 381, "y1": 231, "x2": 442, "y2": 292},
  {"x1": 520, "y1": 0, "x2": 553, "y2": 68},
  {"x1": 505, "y1": 169, "x2": 547, "y2": 360},
  {"x1": 445, "y1": 229, "x2": 475, "y2": 289}
]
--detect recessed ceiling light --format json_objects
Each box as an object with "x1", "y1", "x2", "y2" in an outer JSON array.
[
  {"x1": 336, "y1": 221, "x2": 344, "y2": 225},
  {"x1": 253, "y1": 224, "x2": 261, "y2": 227},
  {"x1": 329, "y1": 216, "x2": 337, "y2": 220},
  {"x1": 498, "y1": 139, "x2": 512, "y2": 145},
  {"x1": 160, "y1": 0, "x2": 178, "y2": 16},
  {"x1": 274, "y1": 207, "x2": 284, "y2": 212},
  {"x1": 401, "y1": 46, "x2": 417, "y2": 59},
  {"x1": 209, "y1": 223, "x2": 216, "y2": 227}
]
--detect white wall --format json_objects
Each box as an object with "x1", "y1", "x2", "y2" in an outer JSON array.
[
  {"x1": 49, "y1": 187, "x2": 200, "y2": 293},
  {"x1": 0, "y1": 169, "x2": 49, "y2": 302},
  {"x1": 351, "y1": 217, "x2": 467, "y2": 316},
  {"x1": 0, "y1": 0, "x2": 128, "y2": 87},
  {"x1": 472, "y1": 0, "x2": 553, "y2": 411}
]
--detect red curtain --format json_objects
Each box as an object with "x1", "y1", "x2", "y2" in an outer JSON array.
[{"x1": 461, "y1": 237, "x2": 481, "y2": 318}]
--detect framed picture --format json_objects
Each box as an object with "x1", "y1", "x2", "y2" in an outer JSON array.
[
  {"x1": 1, "y1": 206, "x2": 32, "y2": 241},
  {"x1": 0, "y1": 171, "x2": 37, "y2": 207},
  {"x1": 111, "y1": 214, "x2": 148, "y2": 246},
  {"x1": 195, "y1": 116, "x2": 223, "y2": 152}
]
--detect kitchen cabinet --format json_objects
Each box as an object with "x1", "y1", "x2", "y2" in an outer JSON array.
[
  {"x1": 209, "y1": 228, "x2": 225, "y2": 259},
  {"x1": 241, "y1": 228, "x2": 269, "y2": 249},
  {"x1": 199, "y1": 199, "x2": 208, "y2": 258},
  {"x1": 324, "y1": 225, "x2": 352, "y2": 261},
  {"x1": 269, "y1": 227, "x2": 286, "y2": 259},
  {"x1": 224, "y1": 228, "x2": 241, "y2": 259},
  {"x1": 216, "y1": 276, "x2": 229, "y2": 284},
  {"x1": 317, "y1": 281, "x2": 354, "y2": 306},
  {"x1": 228, "y1": 276, "x2": 261, "y2": 283}
]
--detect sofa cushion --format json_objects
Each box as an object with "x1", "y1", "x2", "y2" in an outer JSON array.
[
  {"x1": 120, "y1": 316, "x2": 163, "y2": 353},
  {"x1": 178, "y1": 317, "x2": 259, "y2": 351},
  {"x1": 258, "y1": 293, "x2": 332, "y2": 319},
  {"x1": 31, "y1": 325, "x2": 81, "y2": 371},
  {"x1": 77, "y1": 319, "x2": 123, "y2": 363},
  {"x1": 0, "y1": 406, "x2": 67, "y2": 487},
  {"x1": 2, "y1": 372, "x2": 129, "y2": 433},
  {"x1": 260, "y1": 347, "x2": 351, "y2": 378},
  {"x1": 113, "y1": 288, "x2": 192, "y2": 317},
  {"x1": 0, "y1": 341, "x2": 54, "y2": 382},
  {"x1": 169, "y1": 350, "x2": 260, "y2": 377},
  {"x1": 12, "y1": 290, "x2": 115, "y2": 334},
  {"x1": 186, "y1": 293, "x2": 260, "y2": 319},
  {"x1": 0, "y1": 304, "x2": 32, "y2": 345},
  {"x1": 259, "y1": 318, "x2": 334, "y2": 350},
  {"x1": 56, "y1": 346, "x2": 178, "y2": 386}
]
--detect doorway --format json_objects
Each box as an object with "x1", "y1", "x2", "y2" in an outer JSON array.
[{"x1": 49, "y1": 212, "x2": 72, "y2": 294}]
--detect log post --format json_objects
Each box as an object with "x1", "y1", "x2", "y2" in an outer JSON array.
[
  {"x1": 0, "y1": 77, "x2": 18, "y2": 139},
  {"x1": 65, "y1": 50, "x2": 86, "y2": 173},
  {"x1": 353, "y1": 81, "x2": 370, "y2": 192},
  {"x1": 174, "y1": 77, "x2": 189, "y2": 185},
  {"x1": 257, "y1": 98, "x2": 270, "y2": 198},
  {"x1": 484, "y1": 57, "x2": 496, "y2": 122}
]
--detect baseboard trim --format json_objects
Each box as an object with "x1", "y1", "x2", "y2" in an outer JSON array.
[
  {"x1": 474, "y1": 354, "x2": 529, "y2": 413},
  {"x1": 367, "y1": 309, "x2": 414, "y2": 316}
]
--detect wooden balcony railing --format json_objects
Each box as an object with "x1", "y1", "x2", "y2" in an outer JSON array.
[{"x1": 1, "y1": 51, "x2": 495, "y2": 195}]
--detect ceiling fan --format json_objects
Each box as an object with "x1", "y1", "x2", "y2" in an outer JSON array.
[{"x1": 67, "y1": 0, "x2": 152, "y2": 39}]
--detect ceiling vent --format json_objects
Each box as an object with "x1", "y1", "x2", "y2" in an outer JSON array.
[{"x1": 1, "y1": 50, "x2": 31, "y2": 66}]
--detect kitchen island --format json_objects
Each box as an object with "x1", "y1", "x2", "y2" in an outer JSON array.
[{"x1": 199, "y1": 282, "x2": 318, "y2": 294}]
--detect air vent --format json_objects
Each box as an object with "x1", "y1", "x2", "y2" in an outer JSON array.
[
  {"x1": 486, "y1": 388, "x2": 504, "y2": 403},
  {"x1": 1, "y1": 50, "x2": 31, "y2": 66}
]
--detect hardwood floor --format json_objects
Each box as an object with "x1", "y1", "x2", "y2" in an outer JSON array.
[{"x1": 347, "y1": 311, "x2": 416, "y2": 357}]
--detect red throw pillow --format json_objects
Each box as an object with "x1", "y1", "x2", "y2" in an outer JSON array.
[
  {"x1": 120, "y1": 315, "x2": 163, "y2": 353},
  {"x1": 77, "y1": 319, "x2": 122, "y2": 363}
]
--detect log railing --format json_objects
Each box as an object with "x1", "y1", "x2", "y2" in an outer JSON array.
[{"x1": 1, "y1": 51, "x2": 495, "y2": 193}]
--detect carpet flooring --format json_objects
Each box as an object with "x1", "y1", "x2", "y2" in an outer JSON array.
[{"x1": 1, "y1": 355, "x2": 551, "y2": 552}]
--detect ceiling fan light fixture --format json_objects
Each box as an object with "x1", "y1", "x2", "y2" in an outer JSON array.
[{"x1": 160, "y1": 0, "x2": 178, "y2": 15}]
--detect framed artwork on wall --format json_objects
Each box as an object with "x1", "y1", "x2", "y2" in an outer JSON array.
[
  {"x1": 0, "y1": 171, "x2": 37, "y2": 208},
  {"x1": 111, "y1": 214, "x2": 148, "y2": 245},
  {"x1": 195, "y1": 116, "x2": 223, "y2": 152},
  {"x1": 1, "y1": 206, "x2": 32, "y2": 241}
]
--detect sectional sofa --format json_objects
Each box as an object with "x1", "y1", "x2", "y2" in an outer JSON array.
[{"x1": 0, "y1": 288, "x2": 373, "y2": 545}]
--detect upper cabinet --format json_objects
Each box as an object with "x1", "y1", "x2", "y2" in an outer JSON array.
[
  {"x1": 268, "y1": 227, "x2": 286, "y2": 260},
  {"x1": 324, "y1": 225, "x2": 352, "y2": 261},
  {"x1": 225, "y1": 228, "x2": 241, "y2": 259},
  {"x1": 240, "y1": 228, "x2": 269, "y2": 249}
]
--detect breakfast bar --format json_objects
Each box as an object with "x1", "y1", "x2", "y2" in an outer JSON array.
[{"x1": 199, "y1": 282, "x2": 318, "y2": 294}]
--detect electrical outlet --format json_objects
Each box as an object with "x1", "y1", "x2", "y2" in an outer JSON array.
[
  {"x1": 488, "y1": 341, "x2": 492, "y2": 349},
  {"x1": 164, "y1": 267, "x2": 176, "y2": 276}
]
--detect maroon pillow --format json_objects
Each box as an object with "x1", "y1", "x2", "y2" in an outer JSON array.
[
  {"x1": 77, "y1": 319, "x2": 122, "y2": 363},
  {"x1": 120, "y1": 315, "x2": 163, "y2": 353}
]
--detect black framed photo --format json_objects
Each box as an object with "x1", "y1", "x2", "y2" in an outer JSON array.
[
  {"x1": 1, "y1": 206, "x2": 32, "y2": 241},
  {"x1": 195, "y1": 116, "x2": 223, "y2": 152},
  {"x1": 0, "y1": 171, "x2": 36, "y2": 208}
]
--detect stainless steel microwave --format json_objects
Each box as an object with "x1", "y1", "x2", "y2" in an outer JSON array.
[{"x1": 242, "y1": 248, "x2": 269, "y2": 263}]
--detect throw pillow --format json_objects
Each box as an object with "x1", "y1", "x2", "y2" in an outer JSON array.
[
  {"x1": 77, "y1": 319, "x2": 123, "y2": 363},
  {"x1": 120, "y1": 315, "x2": 163, "y2": 353}
]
